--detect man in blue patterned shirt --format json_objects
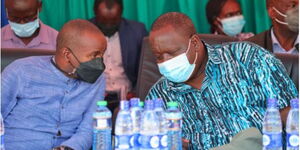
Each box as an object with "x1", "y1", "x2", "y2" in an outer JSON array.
[
  {"x1": 2, "y1": 20, "x2": 106, "y2": 150},
  {"x1": 146, "y1": 12, "x2": 298, "y2": 149}
]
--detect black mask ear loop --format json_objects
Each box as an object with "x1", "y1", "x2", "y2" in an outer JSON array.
[{"x1": 66, "y1": 47, "x2": 81, "y2": 75}]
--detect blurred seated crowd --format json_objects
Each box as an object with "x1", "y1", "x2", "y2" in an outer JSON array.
[{"x1": 1, "y1": 0, "x2": 299, "y2": 149}]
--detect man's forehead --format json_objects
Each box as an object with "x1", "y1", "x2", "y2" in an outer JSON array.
[
  {"x1": 150, "y1": 26, "x2": 188, "y2": 53},
  {"x1": 6, "y1": 0, "x2": 38, "y2": 11},
  {"x1": 98, "y1": 2, "x2": 120, "y2": 15},
  {"x1": 150, "y1": 26, "x2": 186, "y2": 45}
]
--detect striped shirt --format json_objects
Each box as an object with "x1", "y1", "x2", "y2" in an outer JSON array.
[{"x1": 146, "y1": 41, "x2": 298, "y2": 150}]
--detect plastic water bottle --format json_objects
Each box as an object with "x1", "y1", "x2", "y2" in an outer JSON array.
[
  {"x1": 115, "y1": 100, "x2": 134, "y2": 150},
  {"x1": 153, "y1": 98, "x2": 168, "y2": 150},
  {"x1": 0, "y1": 114, "x2": 4, "y2": 150},
  {"x1": 166, "y1": 101, "x2": 182, "y2": 150},
  {"x1": 93, "y1": 101, "x2": 112, "y2": 150},
  {"x1": 263, "y1": 98, "x2": 282, "y2": 150},
  {"x1": 140, "y1": 100, "x2": 160, "y2": 150},
  {"x1": 130, "y1": 98, "x2": 143, "y2": 149},
  {"x1": 286, "y1": 98, "x2": 299, "y2": 150}
]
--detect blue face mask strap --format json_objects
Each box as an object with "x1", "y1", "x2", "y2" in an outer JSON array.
[
  {"x1": 273, "y1": 7, "x2": 287, "y2": 17},
  {"x1": 66, "y1": 47, "x2": 81, "y2": 75},
  {"x1": 186, "y1": 38, "x2": 198, "y2": 65},
  {"x1": 272, "y1": 7, "x2": 288, "y2": 25}
]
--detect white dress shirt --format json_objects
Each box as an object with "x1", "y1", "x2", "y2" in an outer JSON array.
[
  {"x1": 271, "y1": 28, "x2": 299, "y2": 55},
  {"x1": 104, "y1": 32, "x2": 132, "y2": 100}
]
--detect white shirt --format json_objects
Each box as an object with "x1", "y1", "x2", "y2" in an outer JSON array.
[
  {"x1": 103, "y1": 32, "x2": 132, "y2": 100},
  {"x1": 271, "y1": 28, "x2": 299, "y2": 55}
]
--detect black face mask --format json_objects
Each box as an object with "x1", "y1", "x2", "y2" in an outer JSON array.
[
  {"x1": 96, "y1": 22, "x2": 119, "y2": 37},
  {"x1": 68, "y1": 48, "x2": 105, "y2": 83}
]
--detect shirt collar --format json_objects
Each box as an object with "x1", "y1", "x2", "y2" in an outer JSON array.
[
  {"x1": 271, "y1": 28, "x2": 299, "y2": 53},
  {"x1": 3, "y1": 20, "x2": 50, "y2": 44},
  {"x1": 50, "y1": 56, "x2": 78, "y2": 83}
]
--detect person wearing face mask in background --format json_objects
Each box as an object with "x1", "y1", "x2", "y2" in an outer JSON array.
[
  {"x1": 2, "y1": 19, "x2": 107, "y2": 150},
  {"x1": 247, "y1": 0, "x2": 299, "y2": 55},
  {"x1": 145, "y1": 12, "x2": 298, "y2": 149},
  {"x1": 1, "y1": 0, "x2": 58, "y2": 50},
  {"x1": 89, "y1": 0, "x2": 148, "y2": 102},
  {"x1": 205, "y1": 0, "x2": 254, "y2": 41}
]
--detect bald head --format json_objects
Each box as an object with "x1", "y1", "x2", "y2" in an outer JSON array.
[
  {"x1": 56, "y1": 19, "x2": 104, "y2": 51},
  {"x1": 151, "y1": 12, "x2": 196, "y2": 38},
  {"x1": 55, "y1": 19, "x2": 107, "y2": 75}
]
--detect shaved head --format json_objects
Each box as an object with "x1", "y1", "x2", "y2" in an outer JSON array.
[
  {"x1": 56, "y1": 19, "x2": 104, "y2": 52},
  {"x1": 151, "y1": 12, "x2": 196, "y2": 38},
  {"x1": 55, "y1": 19, "x2": 107, "y2": 76}
]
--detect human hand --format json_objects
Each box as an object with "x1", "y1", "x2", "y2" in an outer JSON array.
[{"x1": 182, "y1": 138, "x2": 190, "y2": 150}]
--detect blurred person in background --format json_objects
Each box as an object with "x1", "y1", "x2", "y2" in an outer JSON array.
[
  {"x1": 1, "y1": 0, "x2": 58, "y2": 50},
  {"x1": 247, "y1": 0, "x2": 299, "y2": 55},
  {"x1": 206, "y1": 0, "x2": 254, "y2": 40},
  {"x1": 89, "y1": 0, "x2": 148, "y2": 101}
]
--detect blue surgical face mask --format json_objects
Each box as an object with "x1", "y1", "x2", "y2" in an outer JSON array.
[
  {"x1": 220, "y1": 15, "x2": 246, "y2": 36},
  {"x1": 158, "y1": 39, "x2": 198, "y2": 83},
  {"x1": 8, "y1": 11, "x2": 40, "y2": 38}
]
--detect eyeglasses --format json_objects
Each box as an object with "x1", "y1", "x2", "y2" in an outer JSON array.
[{"x1": 6, "y1": 9, "x2": 39, "y2": 23}]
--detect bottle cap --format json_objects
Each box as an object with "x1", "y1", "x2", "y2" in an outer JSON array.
[
  {"x1": 267, "y1": 98, "x2": 278, "y2": 108},
  {"x1": 130, "y1": 98, "x2": 140, "y2": 108},
  {"x1": 139, "y1": 101, "x2": 144, "y2": 107},
  {"x1": 145, "y1": 100, "x2": 154, "y2": 110},
  {"x1": 167, "y1": 101, "x2": 178, "y2": 108},
  {"x1": 97, "y1": 101, "x2": 107, "y2": 106},
  {"x1": 290, "y1": 98, "x2": 299, "y2": 109},
  {"x1": 120, "y1": 100, "x2": 129, "y2": 110},
  {"x1": 154, "y1": 98, "x2": 164, "y2": 108}
]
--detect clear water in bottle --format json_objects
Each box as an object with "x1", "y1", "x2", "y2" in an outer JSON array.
[
  {"x1": 166, "y1": 101, "x2": 182, "y2": 150},
  {"x1": 263, "y1": 98, "x2": 282, "y2": 150},
  {"x1": 153, "y1": 98, "x2": 168, "y2": 150},
  {"x1": 130, "y1": 98, "x2": 143, "y2": 149},
  {"x1": 93, "y1": 101, "x2": 112, "y2": 150},
  {"x1": 0, "y1": 114, "x2": 4, "y2": 150},
  {"x1": 140, "y1": 100, "x2": 160, "y2": 150},
  {"x1": 115, "y1": 100, "x2": 134, "y2": 150},
  {"x1": 286, "y1": 98, "x2": 299, "y2": 150}
]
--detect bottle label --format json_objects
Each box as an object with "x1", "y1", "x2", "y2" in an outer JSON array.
[
  {"x1": 287, "y1": 133, "x2": 299, "y2": 148},
  {"x1": 95, "y1": 119, "x2": 108, "y2": 129},
  {"x1": 132, "y1": 133, "x2": 140, "y2": 147},
  {"x1": 159, "y1": 134, "x2": 168, "y2": 148},
  {"x1": 263, "y1": 132, "x2": 282, "y2": 148},
  {"x1": 115, "y1": 135, "x2": 133, "y2": 149},
  {"x1": 140, "y1": 135, "x2": 160, "y2": 148}
]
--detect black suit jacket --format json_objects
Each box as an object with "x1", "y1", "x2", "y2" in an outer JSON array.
[{"x1": 246, "y1": 29, "x2": 273, "y2": 52}]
